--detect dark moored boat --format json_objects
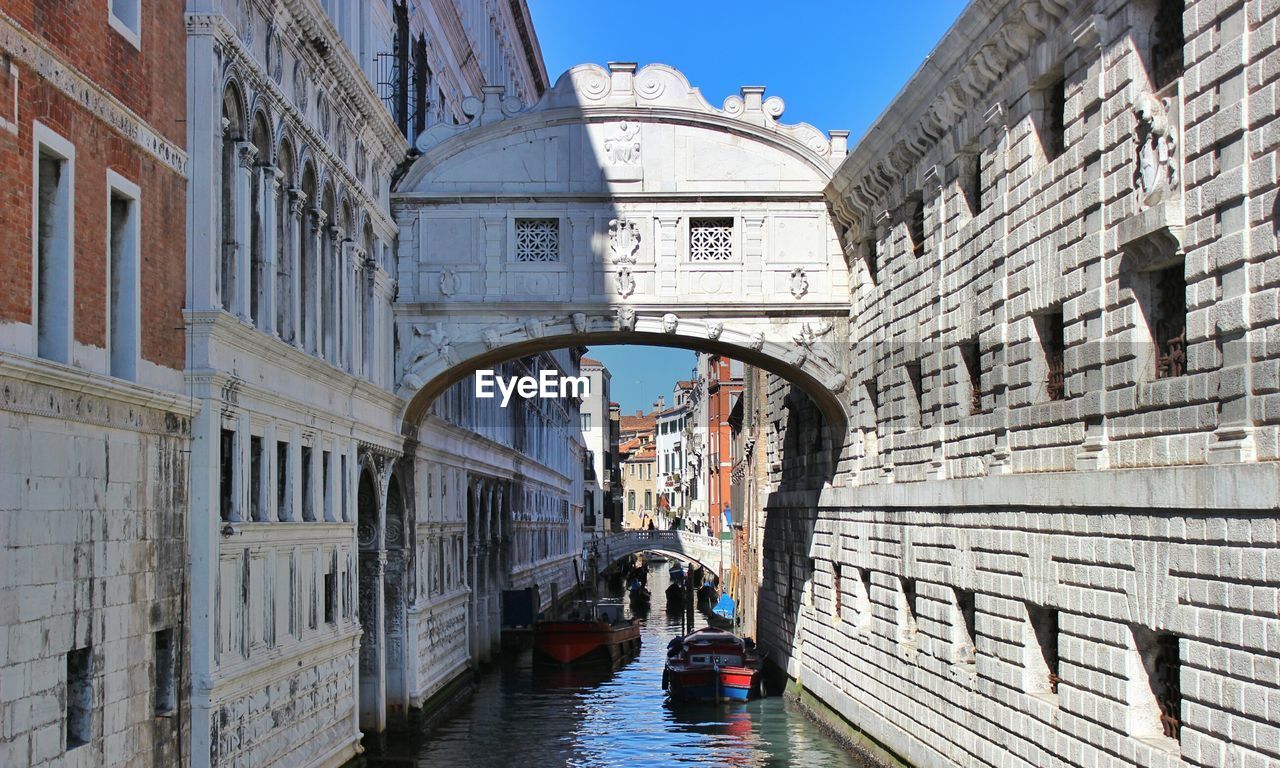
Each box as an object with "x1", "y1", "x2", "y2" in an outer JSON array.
[
  {"x1": 629, "y1": 585, "x2": 651, "y2": 610},
  {"x1": 665, "y1": 581, "x2": 684, "y2": 604},
  {"x1": 663, "y1": 628, "x2": 763, "y2": 703},
  {"x1": 533, "y1": 600, "x2": 640, "y2": 666}
]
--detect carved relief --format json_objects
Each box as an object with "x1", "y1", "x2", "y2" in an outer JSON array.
[
  {"x1": 749, "y1": 331, "x2": 765, "y2": 351},
  {"x1": 661, "y1": 313, "x2": 679, "y2": 334},
  {"x1": 790, "y1": 267, "x2": 809, "y2": 299},
  {"x1": 481, "y1": 328, "x2": 501, "y2": 350},
  {"x1": 401, "y1": 323, "x2": 454, "y2": 388},
  {"x1": 523, "y1": 318, "x2": 543, "y2": 339},
  {"x1": 617, "y1": 306, "x2": 637, "y2": 332},
  {"x1": 439, "y1": 268, "x2": 458, "y2": 297},
  {"x1": 604, "y1": 121, "x2": 641, "y2": 166},
  {"x1": 571, "y1": 312, "x2": 588, "y2": 334},
  {"x1": 615, "y1": 266, "x2": 636, "y2": 298},
  {"x1": 706, "y1": 321, "x2": 723, "y2": 341},
  {"x1": 608, "y1": 218, "x2": 640, "y2": 262},
  {"x1": 1134, "y1": 92, "x2": 1179, "y2": 209},
  {"x1": 292, "y1": 61, "x2": 308, "y2": 109}
]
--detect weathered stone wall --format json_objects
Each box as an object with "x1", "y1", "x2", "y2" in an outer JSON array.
[
  {"x1": 750, "y1": 0, "x2": 1280, "y2": 766},
  {"x1": 0, "y1": 361, "x2": 191, "y2": 768}
]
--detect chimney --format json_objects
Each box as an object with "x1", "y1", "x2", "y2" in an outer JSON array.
[
  {"x1": 636, "y1": 410, "x2": 642, "y2": 418},
  {"x1": 656, "y1": 395, "x2": 666, "y2": 410}
]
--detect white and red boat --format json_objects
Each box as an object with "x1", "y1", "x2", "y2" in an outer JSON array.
[{"x1": 663, "y1": 628, "x2": 763, "y2": 702}]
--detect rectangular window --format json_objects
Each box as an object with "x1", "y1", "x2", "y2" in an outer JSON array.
[
  {"x1": 689, "y1": 218, "x2": 734, "y2": 261},
  {"x1": 1150, "y1": 264, "x2": 1186, "y2": 379},
  {"x1": 1135, "y1": 627, "x2": 1182, "y2": 741},
  {"x1": 1044, "y1": 76, "x2": 1067, "y2": 161},
  {"x1": 960, "y1": 340, "x2": 983, "y2": 415},
  {"x1": 1150, "y1": 0, "x2": 1185, "y2": 90},
  {"x1": 34, "y1": 130, "x2": 74, "y2": 365},
  {"x1": 1037, "y1": 309, "x2": 1066, "y2": 401},
  {"x1": 276, "y1": 440, "x2": 290, "y2": 521},
  {"x1": 324, "y1": 566, "x2": 336, "y2": 625},
  {"x1": 249, "y1": 435, "x2": 263, "y2": 521},
  {"x1": 154, "y1": 629, "x2": 175, "y2": 715},
  {"x1": 904, "y1": 361, "x2": 925, "y2": 427},
  {"x1": 514, "y1": 218, "x2": 559, "y2": 262},
  {"x1": 907, "y1": 193, "x2": 925, "y2": 258},
  {"x1": 580, "y1": 412, "x2": 591, "y2": 431},
  {"x1": 644, "y1": 490, "x2": 652, "y2": 509},
  {"x1": 964, "y1": 152, "x2": 984, "y2": 216},
  {"x1": 66, "y1": 646, "x2": 92, "y2": 749},
  {"x1": 301, "y1": 446, "x2": 314, "y2": 521},
  {"x1": 322, "y1": 450, "x2": 332, "y2": 521},
  {"x1": 901, "y1": 578, "x2": 917, "y2": 622},
  {"x1": 833, "y1": 563, "x2": 842, "y2": 620},
  {"x1": 1027, "y1": 604, "x2": 1060, "y2": 694},
  {"x1": 108, "y1": 0, "x2": 141, "y2": 47},
  {"x1": 107, "y1": 177, "x2": 140, "y2": 381},
  {"x1": 955, "y1": 588, "x2": 977, "y2": 663},
  {"x1": 219, "y1": 428, "x2": 235, "y2": 522}
]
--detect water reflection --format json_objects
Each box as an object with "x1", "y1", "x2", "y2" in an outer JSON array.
[{"x1": 361, "y1": 564, "x2": 867, "y2": 768}]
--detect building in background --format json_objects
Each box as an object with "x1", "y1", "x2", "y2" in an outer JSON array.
[
  {"x1": 704, "y1": 355, "x2": 744, "y2": 539},
  {"x1": 618, "y1": 408, "x2": 657, "y2": 529},
  {"x1": 0, "y1": 4, "x2": 191, "y2": 767},
  {"x1": 578, "y1": 356, "x2": 612, "y2": 534}
]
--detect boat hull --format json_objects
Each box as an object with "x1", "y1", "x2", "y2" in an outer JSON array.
[
  {"x1": 664, "y1": 665, "x2": 759, "y2": 703},
  {"x1": 533, "y1": 620, "x2": 641, "y2": 666}
]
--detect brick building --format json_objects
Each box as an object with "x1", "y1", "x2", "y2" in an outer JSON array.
[
  {"x1": 0, "y1": 2, "x2": 190, "y2": 766},
  {"x1": 703, "y1": 354, "x2": 743, "y2": 539}
]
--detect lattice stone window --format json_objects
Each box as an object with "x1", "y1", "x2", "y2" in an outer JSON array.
[
  {"x1": 514, "y1": 218, "x2": 560, "y2": 262},
  {"x1": 689, "y1": 218, "x2": 734, "y2": 261}
]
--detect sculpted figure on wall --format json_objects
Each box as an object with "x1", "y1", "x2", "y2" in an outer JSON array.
[
  {"x1": 615, "y1": 266, "x2": 636, "y2": 298},
  {"x1": 661, "y1": 313, "x2": 679, "y2": 334},
  {"x1": 605, "y1": 121, "x2": 641, "y2": 166},
  {"x1": 617, "y1": 306, "x2": 637, "y2": 332},
  {"x1": 609, "y1": 218, "x2": 641, "y2": 263},
  {"x1": 1134, "y1": 92, "x2": 1179, "y2": 208}
]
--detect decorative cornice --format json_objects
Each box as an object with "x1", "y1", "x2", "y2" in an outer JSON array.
[
  {"x1": 827, "y1": 0, "x2": 1072, "y2": 230},
  {"x1": 1, "y1": 12, "x2": 187, "y2": 176}
]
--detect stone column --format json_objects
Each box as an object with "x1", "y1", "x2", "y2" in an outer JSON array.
[
  {"x1": 657, "y1": 216, "x2": 679, "y2": 297},
  {"x1": 287, "y1": 189, "x2": 307, "y2": 348},
  {"x1": 329, "y1": 224, "x2": 345, "y2": 365},
  {"x1": 263, "y1": 421, "x2": 278, "y2": 521},
  {"x1": 351, "y1": 250, "x2": 366, "y2": 377},
  {"x1": 260, "y1": 166, "x2": 279, "y2": 336},
  {"x1": 188, "y1": 24, "x2": 222, "y2": 314},
  {"x1": 234, "y1": 142, "x2": 257, "y2": 322},
  {"x1": 371, "y1": 264, "x2": 393, "y2": 388}
]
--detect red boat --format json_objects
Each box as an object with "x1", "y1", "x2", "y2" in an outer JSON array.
[
  {"x1": 663, "y1": 628, "x2": 764, "y2": 702},
  {"x1": 533, "y1": 600, "x2": 641, "y2": 666}
]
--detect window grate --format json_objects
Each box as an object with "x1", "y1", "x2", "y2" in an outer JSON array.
[
  {"x1": 1042, "y1": 311, "x2": 1066, "y2": 401},
  {"x1": 514, "y1": 218, "x2": 560, "y2": 262},
  {"x1": 1154, "y1": 266, "x2": 1186, "y2": 379},
  {"x1": 689, "y1": 218, "x2": 734, "y2": 261}
]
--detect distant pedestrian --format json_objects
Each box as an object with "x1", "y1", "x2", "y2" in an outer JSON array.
[{"x1": 648, "y1": 519, "x2": 655, "y2": 531}]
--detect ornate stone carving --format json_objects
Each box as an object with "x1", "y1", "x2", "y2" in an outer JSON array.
[
  {"x1": 790, "y1": 267, "x2": 809, "y2": 299},
  {"x1": 1134, "y1": 91, "x2": 1179, "y2": 209},
  {"x1": 617, "y1": 306, "x2": 637, "y2": 332},
  {"x1": 288, "y1": 188, "x2": 307, "y2": 217},
  {"x1": 748, "y1": 331, "x2": 765, "y2": 351},
  {"x1": 604, "y1": 121, "x2": 641, "y2": 166},
  {"x1": 236, "y1": 143, "x2": 259, "y2": 170},
  {"x1": 571, "y1": 312, "x2": 588, "y2": 334},
  {"x1": 481, "y1": 328, "x2": 501, "y2": 350},
  {"x1": 439, "y1": 268, "x2": 458, "y2": 297},
  {"x1": 661, "y1": 313, "x2": 679, "y2": 334},
  {"x1": 401, "y1": 323, "x2": 454, "y2": 388},
  {"x1": 608, "y1": 218, "x2": 640, "y2": 263},
  {"x1": 615, "y1": 266, "x2": 636, "y2": 298},
  {"x1": 826, "y1": 373, "x2": 849, "y2": 394},
  {"x1": 292, "y1": 60, "x2": 308, "y2": 109},
  {"x1": 706, "y1": 321, "x2": 723, "y2": 341},
  {"x1": 523, "y1": 318, "x2": 543, "y2": 339}
]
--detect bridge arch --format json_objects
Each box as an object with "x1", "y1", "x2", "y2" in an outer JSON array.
[{"x1": 391, "y1": 62, "x2": 855, "y2": 442}]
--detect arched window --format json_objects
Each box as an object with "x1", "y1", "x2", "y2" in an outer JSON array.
[
  {"x1": 300, "y1": 162, "x2": 318, "y2": 354},
  {"x1": 361, "y1": 219, "x2": 376, "y2": 379},
  {"x1": 276, "y1": 141, "x2": 295, "y2": 341},
  {"x1": 249, "y1": 113, "x2": 271, "y2": 327},
  {"x1": 220, "y1": 83, "x2": 244, "y2": 313},
  {"x1": 320, "y1": 184, "x2": 336, "y2": 362}
]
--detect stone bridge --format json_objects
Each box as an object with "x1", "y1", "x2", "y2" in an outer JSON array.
[
  {"x1": 595, "y1": 529, "x2": 727, "y2": 575},
  {"x1": 391, "y1": 63, "x2": 855, "y2": 438}
]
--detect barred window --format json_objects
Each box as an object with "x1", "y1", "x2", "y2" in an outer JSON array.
[
  {"x1": 514, "y1": 218, "x2": 560, "y2": 262},
  {"x1": 689, "y1": 218, "x2": 734, "y2": 261}
]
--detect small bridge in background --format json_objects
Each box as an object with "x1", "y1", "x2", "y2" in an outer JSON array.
[{"x1": 596, "y1": 530, "x2": 727, "y2": 575}]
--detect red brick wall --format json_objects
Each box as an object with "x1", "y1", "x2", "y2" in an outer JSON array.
[{"x1": 0, "y1": 2, "x2": 186, "y2": 370}]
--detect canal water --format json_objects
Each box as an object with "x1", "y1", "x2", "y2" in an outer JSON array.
[{"x1": 362, "y1": 564, "x2": 870, "y2": 768}]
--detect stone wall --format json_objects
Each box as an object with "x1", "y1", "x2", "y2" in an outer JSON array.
[{"x1": 0, "y1": 360, "x2": 191, "y2": 768}]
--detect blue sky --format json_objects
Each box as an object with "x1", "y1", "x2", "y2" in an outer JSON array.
[{"x1": 528, "y1": 0, "x2": 967, "y2": 414}]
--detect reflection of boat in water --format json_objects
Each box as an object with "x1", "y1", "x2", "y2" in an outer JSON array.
[
  {"x1": 663, "y1": 628, "x2": 764, "y2": 703},
  {"x1": 532, "y1": 654, "x2": 634, "y2": 691},
  {"x1": 533, "y1": 599, "x2": 641, "y2": 666}
]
